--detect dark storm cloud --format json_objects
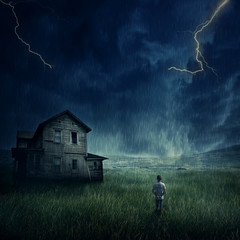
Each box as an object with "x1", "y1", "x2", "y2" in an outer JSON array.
[
  {"x1": 174, "y1": 0, "x2": 240, "y2": 152},
  {"x1": 0, "y1": 0, "x2": 239, "y2": 155}
]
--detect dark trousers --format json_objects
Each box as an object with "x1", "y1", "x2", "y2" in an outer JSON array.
[{"x1": 156, "y1": 198, "x2": 163, "y2": 209}]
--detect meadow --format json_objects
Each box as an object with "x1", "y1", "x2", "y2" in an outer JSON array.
[{"x1": 0, "y1": 166, "x2": 239, "y2": 240}]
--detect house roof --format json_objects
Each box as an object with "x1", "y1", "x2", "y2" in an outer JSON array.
[
  {"x1": 33, "y1": 110, "x2": 92, "y2": 138},
  {"x1": 17, "y1": 131, "x2": 35, "y2": 139},
  {"x1": 85, "y1": 153, "x2": 108, "y2": 161}
]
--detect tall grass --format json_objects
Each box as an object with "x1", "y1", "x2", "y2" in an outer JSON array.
[{"x1": 0, "y1": 168, "x2": 239, "y2": 240}]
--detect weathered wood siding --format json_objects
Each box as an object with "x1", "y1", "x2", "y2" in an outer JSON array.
[
  {"x1": 39, "y1": 153, "x2": 89, "y2": 179},
  {"x1": 13, "y1": 112, "x2": 105, "y2": 181},
  {"x1": 42, "y1": 114, "x2": 87, "y2": 154},
  {"x1": 87, "y1": 160, "x2": 103, "y2": 181},
  {"x1": 31, "y1": 132, "x2": 43, "y2": 149},
  {"x1": 26, "y1": 152, "x2": 43, "y2": 177},
  {"x1": 27, "y1": 114, "x2": 89, "y2": 179}
]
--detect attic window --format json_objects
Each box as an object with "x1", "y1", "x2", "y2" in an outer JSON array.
[
  {"x1": 54, "y1": 130, "x2": 61, "y2": 143},
  {"x1": 71, "y1": 132, "x2": 77, "y2": 144}
]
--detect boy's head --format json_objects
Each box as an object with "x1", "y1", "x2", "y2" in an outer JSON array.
[{"x1": 157, "y1": 175, "x2": 162, "y2": 182}]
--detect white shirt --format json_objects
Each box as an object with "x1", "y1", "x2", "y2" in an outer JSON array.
[{"x1": 152, "y1": 182, "x2": 166, "y2": 199}]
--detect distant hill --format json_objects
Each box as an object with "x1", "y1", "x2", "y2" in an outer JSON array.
[
  {"x1": 104, "y1": 144, "x2": 240, "y2": 169},
  {"x1": 177, "y1": 144, "x2": 240, "y2": 168},
  {"x1": 208, "y1": 144, "x2": 240, "y2": 154}
]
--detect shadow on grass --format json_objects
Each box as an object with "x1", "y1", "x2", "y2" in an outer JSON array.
[
  {"x1": 0, "y1": 165, "x2": 103, "y2": 197},
  {"x1": 12, "y1": 177, "x2": 101, "y2": 197}
]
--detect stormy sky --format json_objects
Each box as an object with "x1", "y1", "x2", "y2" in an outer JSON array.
[{"x1": 0, "y1": 0, "x2": 239, "y2": 157}]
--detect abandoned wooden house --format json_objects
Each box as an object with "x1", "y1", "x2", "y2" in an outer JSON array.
[{"x1": 11, "y1": 110, "x2": 107, "y2": 181}]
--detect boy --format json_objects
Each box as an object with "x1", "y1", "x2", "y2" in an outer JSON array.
[{"x1": 152, "y1": 175, "x2": 166, "y2": 212}]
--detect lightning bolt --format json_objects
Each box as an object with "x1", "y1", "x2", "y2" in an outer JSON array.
[
  {"x1": 0, "y1": 0, "x2": 53, "y2": 69},
  {"x1": 168, "y1": 0, "x2": 230, "y2": 76}
]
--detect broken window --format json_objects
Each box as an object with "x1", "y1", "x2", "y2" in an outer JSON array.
[{"x1": 71, "y1": 132, "x2": 77, "y2": 144}]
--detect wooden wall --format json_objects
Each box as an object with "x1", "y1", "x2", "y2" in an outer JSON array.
[
  {"x1": 26, "y1": 114, "x2": 90, "y2": 179},
  {"x1": 42, "y1": 114, "x2": 87, "y2": 154},
  {"x1": 87, "y1": 160, "x2": 103, "y2": 181}
]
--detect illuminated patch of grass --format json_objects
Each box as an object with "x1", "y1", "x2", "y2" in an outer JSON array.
[{"x1": 0, "y1": 169, "x2": 239, "y2": 239}]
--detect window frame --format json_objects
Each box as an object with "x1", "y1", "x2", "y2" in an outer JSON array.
[
  {"x1": 53, "y1": 157, "x2": 61, "y2": 173},
  {"x1": 71, "y1": 131, "x2": 77, "y2": 144},
  {"x1": 54, "y1": 129, "x2": 61, "y2": 143},
  {"x1": 72, "y1": 159, "x2": 78, "y2": 170}
]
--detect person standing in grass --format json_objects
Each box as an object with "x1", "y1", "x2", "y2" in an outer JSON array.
[{"x1": 152, "y1": 175, "x2": 166, "y2": 212}]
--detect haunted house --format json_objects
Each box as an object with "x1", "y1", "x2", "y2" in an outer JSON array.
[{"x1": 12, "y1": 110, "x2": 107, "y2": 181}]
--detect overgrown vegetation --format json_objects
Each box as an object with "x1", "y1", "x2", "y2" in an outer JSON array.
[{"x1": 0, "y1": 168, "x2": 239, "y2": 240}]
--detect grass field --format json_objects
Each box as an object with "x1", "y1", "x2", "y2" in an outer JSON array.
[{"x1": 0, "y1": 167, "x2": 239, "y2": 240}]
